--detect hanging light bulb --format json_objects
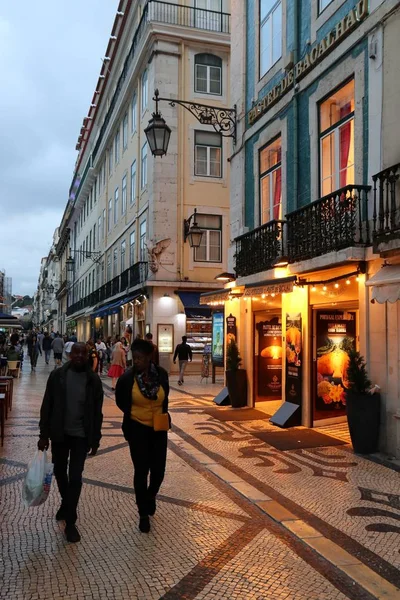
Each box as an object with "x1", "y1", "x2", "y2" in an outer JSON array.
[
  {"x1": 261, "y1": 294, "x2": 266, "y2": 299},
  {"x1": 356, "y1": 275, "x2": 360, "y2": 282},
  {"x1": 322, "y1": 285, "x2": 327, "y2": 292},
  {"x1": 271, "y1": 293, "x2": 275, "y2": 297},
  {"x1": 311, "y1": 286, "x2": 317, "y2": 292},
  {"x1": 334, "y1": 283, "x2": 339, "y2": 289},
  {"x1": 346, "y1": 279, "x2": 350, "y2": 285}
]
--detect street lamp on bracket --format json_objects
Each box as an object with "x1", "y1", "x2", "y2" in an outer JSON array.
[
  {"x1": 184, "y1": 208, "x2": 204, "y2": 249},
  {"x1": 145, "y1": 89, "x2": 237, "y2": 158},
  {"x1": 66, "y1": 248, "x2": 102, "y2": 274}
]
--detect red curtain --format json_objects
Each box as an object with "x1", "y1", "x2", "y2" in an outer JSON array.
[
  {"x1": 339, "y1": 102, "x2": 351, "y2": 188},
  {"x1": 273, "y1": 167, "x2": 282, "y2": 220}
]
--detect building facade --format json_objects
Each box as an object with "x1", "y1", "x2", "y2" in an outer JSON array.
[
  {"x1": 61, "y1": 0, "x2": 232, "y2": 372},
  {"x1": 33, "y1": 229, "x2": 61, "y2": 332},
  {"x1": 201, "y1": 0, "x2": 400, "y2": 458}
]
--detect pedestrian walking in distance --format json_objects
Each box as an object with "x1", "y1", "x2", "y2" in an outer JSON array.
[
  {"x1": 173, "y1": 335, "x2": 193, "y2": 385},
  {"x1": 29, "y1": 334, "x2": 40, "y2": 372},
  {"x1": 145, "y1": 332, "x2": 159, "y2": 366},
  {"x1": 108, "y1": 340, "x2": 126, "y2": 391},
  {"x1": 51, "y1": 333, "x2": 64, "y2": 368},
  {"x1": 37, "y1": 331, "x2": 44, "y2": 356},
  {"x1": 116, "y1": 339, "x2": 170, "y2": 533},
  {"x1": 38, "y1": 343, "x2": 103, "y2": 543},
  {"x1": 42, "y1": 332, "x2": 52, "y2": 365},
  {"x1": 95, "y1": 338, "x2": 107, "y2": 374}
]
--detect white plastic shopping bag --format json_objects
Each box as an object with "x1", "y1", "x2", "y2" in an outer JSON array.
[{"x1": 22, "y1": 449, "x2": 54, "y2": 508}]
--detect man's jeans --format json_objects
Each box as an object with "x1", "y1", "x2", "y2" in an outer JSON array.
[
  {"x1": 52, "y1": 435, "x2": 88, "y2": 525},
  {"x1": 44, "y1": 349, "x2": 51, "y2": 363},
  {"x1": 179, "y1": 360, "x2": 188, "y2": 383}
]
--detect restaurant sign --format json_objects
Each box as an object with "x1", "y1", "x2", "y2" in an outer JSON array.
[
  {"x1": 243, "y1": 282, "x2": 294, "y2": 297},
  {"x1": 248, "y1": 0, "x2": 368, "y2": 126}
]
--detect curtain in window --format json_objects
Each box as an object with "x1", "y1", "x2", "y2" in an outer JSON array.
[
  {"x1": 273, "y1": 167, "x2": 281, "y2": 220},
  {"x1": 339, "y1": 121, "x2": 351, "y2": 188}
]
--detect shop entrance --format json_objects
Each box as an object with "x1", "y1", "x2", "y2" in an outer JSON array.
[
  {"x1": 254, "y1": 312, "x2": 283, "y2": 402},
  {"x1": 313, "y1": 307, "x2": 358, "y2": 423}
]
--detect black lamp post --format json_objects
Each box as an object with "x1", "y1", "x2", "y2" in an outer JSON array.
[
  {"x1": 184, "y1": 208, "x2": 204, "y2": 248},
  {"x1": 145, "y1": 89, "x2": 237, "y2": 157},
  {"x1": 66, "y1": 254, "x2": 75, "y2": 274},
  {"x1": 144, "y1": 91, "x2": 171, "y2": 157}
]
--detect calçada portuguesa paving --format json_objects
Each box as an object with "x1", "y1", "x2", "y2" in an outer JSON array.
[{"x1": 1, "y1": 356, "x2": 400, "y2": 600}]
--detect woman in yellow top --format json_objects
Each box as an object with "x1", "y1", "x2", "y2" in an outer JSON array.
[{"x1": 115, "y1": 338, "x2": 170, "y2": 533}]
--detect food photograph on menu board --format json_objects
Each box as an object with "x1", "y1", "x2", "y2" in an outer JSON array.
[
  {"x1": 256, "y1": 317, "x2": 282, "y2": 398},
  {"x1": 285, "y1": 313, "x2": 302, "y2": 405},
  {"x1": 315, "y1": 310, "x2": 356, "y2": 415}
]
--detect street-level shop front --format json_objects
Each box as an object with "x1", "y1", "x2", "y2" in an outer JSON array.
[{"x1": 201, "y1": 265, "x2": 364, "y2": 428}]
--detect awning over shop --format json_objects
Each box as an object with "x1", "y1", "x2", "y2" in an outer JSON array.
[
  {"x1": 243, "y1": 276, "x2": 297, "y2": 296},
  {"x1": 366, "y1": 265, "x2": 400, "y2": 303},
  {"x1": 176, "y1": 291, "x2": 212, "y2": 318},
  {"x1": 91, "y1": 293, "x2": 141, "y2": 318},
  {"x1": 199, "y1": 289, "x2": 231, "y2": 305}
]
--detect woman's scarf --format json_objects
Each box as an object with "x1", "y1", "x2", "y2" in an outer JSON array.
[{"x1": 136, "y1": 363, "x2": 160, "y2": 400}]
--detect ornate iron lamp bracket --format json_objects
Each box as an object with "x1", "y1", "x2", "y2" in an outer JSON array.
[{"x1": 153, "y1": 89, "x2": 236, "y2": 144}]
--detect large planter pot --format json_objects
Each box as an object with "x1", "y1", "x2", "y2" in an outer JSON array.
[
  {"x1": 226, "y1": 369, "x2": 247, "y2": 408},
  {"x1": 346, "y1": 391, "x2": 380, "y2": 454}
]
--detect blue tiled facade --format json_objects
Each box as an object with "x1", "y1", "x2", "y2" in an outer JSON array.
[{"x1": 244, "y1": 0, "x2": 369, "y2": 230}]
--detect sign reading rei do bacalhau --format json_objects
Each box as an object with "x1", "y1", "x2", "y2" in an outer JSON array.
[
  {"x1": 285, "y1": 314, "x2": 302, "y2": 405},
  {"x1": 248, "y1": 0, "x2": 368, "y2": 126}
]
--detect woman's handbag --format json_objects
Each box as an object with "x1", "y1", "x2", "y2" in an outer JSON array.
[{"x1": 153, "y1": 411, "x2": 171, "y2": 432}]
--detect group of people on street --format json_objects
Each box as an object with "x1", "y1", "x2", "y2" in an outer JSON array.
[{"x1": 38, "y1": 337, "x2": 170, "y2": 542}]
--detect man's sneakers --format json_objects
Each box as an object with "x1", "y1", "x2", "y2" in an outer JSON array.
[
  {"x1": 65, "y1": 524, "x2": 81, "y2": 543},
  {"x1": 139, "y1": 516, "x2": 150, "y2": 533},
  {"x1": 178, "y1": 380, "x2": 182, "y2": 386},
  {"x1": 55, "y1": 505, "x2": 67, "y2": 521}
]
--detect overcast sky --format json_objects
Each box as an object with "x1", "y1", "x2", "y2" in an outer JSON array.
[{"x1": 0, "y1": 1, "x2": 118, "y2": 296}]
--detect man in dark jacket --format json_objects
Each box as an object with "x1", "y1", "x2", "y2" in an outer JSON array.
[
  {"x1": 173, "y1": 335, "x2": 193, "y2": 386},
  {"x1": 38, "y1": 343, "x2": 103, "y2": 543},
  {"x1": 42, "y1": 332, "x2": 52, "y2": 365}
]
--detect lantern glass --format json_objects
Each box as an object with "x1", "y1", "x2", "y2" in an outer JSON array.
[
  {"x1": 145, "y1": 114, "x2": 171, "y2": 157},
  {"x1": 187, "y1": 225, "x2": 204, "y2": 249}
]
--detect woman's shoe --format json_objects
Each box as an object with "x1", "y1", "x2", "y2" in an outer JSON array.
[
  {"x1": 139, "y1": 516, "x2": 150, "y2": 533},
  {"x1": 148, "y1": 497, "x2": 156, "y2": 516}
]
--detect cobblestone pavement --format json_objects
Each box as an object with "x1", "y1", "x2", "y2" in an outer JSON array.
[{"x1": 1, "y1": 356, "x2": 400, "y2": 599}]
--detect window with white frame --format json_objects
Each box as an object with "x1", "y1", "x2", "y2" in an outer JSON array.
[
  {"x1": 93, "y1": 224, "x2": 96, "y2": 249},
  {"x1": 90, "y1": 191, "x2": 93, "y2": 211},
  {"x1": 98, "y1": 216, "x2": 101, "y2": 245},
  {"x1": 113, "y1": 247, "x2": 118, "y2": 277},
  {"x1": 85, "y1": 276, "x2": 88, "y2": 297},
  {"x1": 114, "y1": 187, "x2": 119, "y2": 224},
  {"x1": 121, "y1": 240, "x2": 126, "y2": 272},
  {"x1": 139, "y1": 220, "x2": 147, "y2": 261},
  {"x1": 107, "y1": 254, "x2": 111, "y2": 281},
  {"x1": 259, "y1": 0, "x2": 282, "y2": 78},
  {"x1": 108, "y1": 147, "x2": 113, "y2": 175},
  {"x1": 130, "y1": 160, "x2": 136, "y2": 204},
  {"x1": 122, "y1": 113, "x2": 128, "y2": 149},
  {"x1": 102, "y1": 209, "x2": 106, "y2": 239},
  {"x1": 195, "y1": 131, "x2": 222, "y2": 177},
  {"x1": 141, "y1": 69, "x2": 148, "y2": 113},
  {"x1": 319, "y1": 79, "x2": 354, "y2": 196},
  {"x1": 195, "y1": 54, "x2": 222, "y2": 95},
  {"x1": 89, "y1": 230, "x2": 92, "y2": 253},
  {"x1": 131, "y1": 93, "x2": 137, "y2": 132},
  {"x1": 92, "y1": 270, "x2": 95, "y2": 293},
  {"x1": 120, "y1": 178, "x2": 126, "y2": 217},
  {"x1": 130, "y1": 231, "x2": 136, "y2": 265},
  {"x1": 194, "y1": 214, "x2": 222, "y2": 262},
  {"x1": 101, "y1": 261, "x2": 105, "y2": 286},
  {"x1": 94, "y1": 182, "x2": 97, "y2": 204},
  {"x1": 108, "y1": 199, "x2": 112, "y2": 232},
  {"x1": 259, "y1": 135, "x2": 282, "y2": 224},
  {"x1": 114, "y1": 129, "x2": 120, "y2": 164},
  {"x1": 195, "y1": 0, "x2": 222, "y2": 31},
  {"x1": 141, "y1": 143, "x2": 148, "y2": 189},
  {"x1": 319, "y1": 0, "x2": 333, "y2": 13},
  {"x1": 102, "y1": 159, "x2": 106, "y2": 186}
]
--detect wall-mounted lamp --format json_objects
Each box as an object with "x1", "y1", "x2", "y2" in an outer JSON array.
[
  {"x1": 215, "y1": 272, "x2": 235, "y2": 282},
  {"x1": 183, "y1": 208, "x2": 204, "y2": 248},
  {"x1": 272, "y1": 256, "x2": 289, "y2": 268}
]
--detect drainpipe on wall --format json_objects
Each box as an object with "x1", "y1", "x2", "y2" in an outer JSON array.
[{"x1": 293, "y1": 0, "x2": 299, "y2": 210}]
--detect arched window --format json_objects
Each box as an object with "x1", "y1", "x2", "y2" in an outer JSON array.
[{"x1": 194, "y1": 54, "x2": 222, "y2": 95}]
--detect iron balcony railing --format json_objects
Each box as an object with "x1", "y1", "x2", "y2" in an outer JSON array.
[
  {"x1": 286, "y1": 185, "x2": 371, "y2": 263},
  {"x1": 234, "y1": 220, "x2": 286, "y2": 278},
  {"x1": 66, "y1": 261, "x2": 148, "y2": 316},
  {"x1": 372, "y1": 163, "x2": 400, "y2": 243}
]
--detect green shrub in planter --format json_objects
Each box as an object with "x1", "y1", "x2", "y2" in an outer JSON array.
[
  {"x1": 346, "y1": 349, "x2": 380, "y2": 454},
  {"x1": 226, "y1": 339, "x2": 247, "y2": 408}
]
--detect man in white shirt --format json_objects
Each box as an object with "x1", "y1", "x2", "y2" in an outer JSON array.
[
  {"x1": 63, "y1": 340, "x2": 75, "y2": 364},
  {"x1": 95, "y1": 338, "x2": 107, "y2": 374}
]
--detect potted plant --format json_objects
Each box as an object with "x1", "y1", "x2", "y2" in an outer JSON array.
[
  {"x1": 225, "y1": 338, "x2": 247, "y2": 408},
  {"x1": 345, "y1": 349, "x2": 380, "y2": 454}
]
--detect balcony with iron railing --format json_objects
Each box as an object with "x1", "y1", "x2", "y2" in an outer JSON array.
[
  {"x1": 234, "y1": 185, "x2": 372, "y2": 278},
  {"x1": 234, "y1": 220, "x2": 286, "y2": 278},
  {"x1": 66, "y1": 262, "x2": 148, "y2": 317},
  {"x1": 372, "y1": 163, "x2": 400, "y2": 252}
]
